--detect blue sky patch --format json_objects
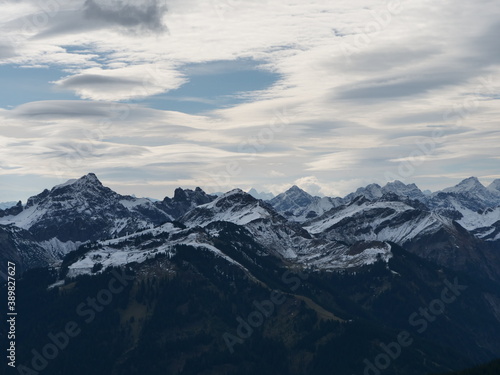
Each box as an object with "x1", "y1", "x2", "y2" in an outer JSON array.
[{"x1": 142, "y1": 59, "x2": 280, "y2": 114}]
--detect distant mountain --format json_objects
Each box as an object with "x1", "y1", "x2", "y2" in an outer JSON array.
[
  {"x1": 269, "y1": 185, "x2": 343, "y2": 222},
  {"x1": 179, "y1": 189, "x2": 386, "y2": 269},
  {"x1": 344, "y1": 180, "x2": 427, "y2": 203},
  {"x1": 488, "y1": 179, "x2": 500, "y2": 194},
  {"x1": 0, "y1": 201, "x2": 23, "y2": 218},
  {"x1": 383, "y1": 180, "x2": 427, "y2": 201},
  {"x1": 428, "y1": 177, "x2": 500, "y2": 230},
  {"x1": 438, "y1": 176, "x2": 500, "y2": 208},
  {"x1": 161, "y1": 186, "x2": 216, "y2": 219},
  {"x1": 344, "y1": 183, "x2": 384, "y2": 201},
  {"x1": 247, "y1": 188, "x2": 274, "y2": 200},
  {"x1": 0, "y1": 201, "x2": 17, "y2": 210},
  {"x1": 306, "y1": 194, "x2": 500, "y2": 282}
]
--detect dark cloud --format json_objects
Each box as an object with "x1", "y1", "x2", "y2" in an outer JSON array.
[
  {"x1": 10, "y1": 101, "x2": 112, "y2": 118},
  {"x1": 29, "y1": 0, "x2": 168, "y2": 39},
  {"x1": 84, "y1": 0, "x2": 168, "y2": 33},
  {"x1": 31, "y1": 14, "x2": 102, "y2": 40},
  {"x1": 6, "y1": 100, "x2": 170, "y2": 125},
  {"x1": 57, "y1": 74, "x2": 141, "y2": 90}
]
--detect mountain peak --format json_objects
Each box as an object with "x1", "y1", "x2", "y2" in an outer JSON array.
[
  {"x1": 284, "y1": 185, "x2": 313, "y2": 198},
  {"x1": 201, "y1": 189, "x2": 251, "y2": 207},
  {"x1": 488, "y1": 179, "x2": 500, "y2": 192},
  {"x1": 459, "y1": 176, "x2": 481, "y2": 185},
  {"x1": 247, "y1": 188, "x2": 274, "y2": 200},
  {"x1": 288, "y1": 185, "x2": 305, "y2": 192},
  {"x1": 382, "y1": 180, "x2": 425, "y2": 202},
  {"x1": 385, "y1": 180, "x2": 406, "y2": 188},
  {"x1": 444, "y1": 177, "x2": 484, "y2": 193},
  {"x1": 218, "y1": 188, "x2": 248, "y2": 199},
  {"x1": 345, "y1": 183, "x2": 383, "y2": 201},
  {"x1": 53, "y1": 173, "x2": 103, "y2": 192},
  {"x1": 164, "y1": 187, "x2": 215, "y2": 210},
  {"x1": 83, "y1": 172, "x2": 100, "y2": 182}
]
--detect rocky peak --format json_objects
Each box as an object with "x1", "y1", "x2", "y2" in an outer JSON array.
[
  {"x1": 0, "y1": 201, "x2": 23, "y2": 218},
  {"x1": 488, "y1": 179, "x2": 500, "y2": 193},
  {"x1": 443, "y1": 177, "x2": 485, "y2": 194}
]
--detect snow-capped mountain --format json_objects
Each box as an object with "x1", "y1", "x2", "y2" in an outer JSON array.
[
  {"x1": 305, "y1": 195, "x2": 444, "y2": 245},
  {"x1": 3, "y1": 173, "x2": 500, "y2": 280},
  {"x1": 8, "y1": 173, "x2": 500, "y2": 375},
  {"x1": 344, "y1": 180, "x2": 426, "y2": 203},
  {"x1": 488, "y1": 179, "x2": 500, "y2": 194},
  {"x1": 181, "y1": 189, "x2": 310, "y2": 259},
  {"x1": 161, "y1": 186, "x2": 216, "y2": 219},
  {"x1": 0, "y1": 174, "x2": 215, "y2": 260},
  {"x1": 344, "y1": 183, "x2": 384, "y2": 201},
  {"x1": 247, "y1": 188, "x2": 274, "y2": 200},
  {"x1": 268, "y1": 185, "x2": 343, "y2": 222},
  {"x1": 382, "y1": 180, "x2": 427, "y2": 201},
  {"x1": 437, "y1": 177, "x2": 500, "y2": 208},
  {"x1": 0, "y1": 201, "x2": 17, "y2": 210},
  {"x1": 0, "y1": 201, "x2": 23, "y2": 218},
  {"x1": 64, "y1": 188, "x2": 392, "y2": 277},
  {"x1": 427, "y1": 177, "x2": 500, "y2": 230},
  {"x1": 306, "y1": 193, "x2": 500, "y2": 281},
  {"x1": 181, "y1": 189, "x2": 277, "y2": 228},
  {"x1": 180, "y1": 189, "x2": 391, "y2": 269},
  {"x1": 0, "y1": 174, "x2": 168, "y2": 245}
]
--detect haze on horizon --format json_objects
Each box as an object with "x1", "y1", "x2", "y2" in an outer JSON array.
[{"x1": 0, "y1": 0, "x2": 499, "y2": 202}]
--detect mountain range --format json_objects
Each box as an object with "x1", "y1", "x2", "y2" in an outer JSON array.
[{"x1": 2, "y1": 173, "x2": 500, "y2": 375}]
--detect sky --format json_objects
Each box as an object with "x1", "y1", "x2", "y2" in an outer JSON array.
[{"x1": 0, "y1": 0, "x2": 499, "y2": 202}]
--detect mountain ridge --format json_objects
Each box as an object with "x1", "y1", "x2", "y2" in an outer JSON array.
[{"x1": 4, "y1": 173, "x2": 500, "y2": 375}]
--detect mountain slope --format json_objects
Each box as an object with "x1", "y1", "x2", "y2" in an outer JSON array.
[
  {"x1": 268, "y1": 185, "x2": 342, "y2": 222},
  {"x1": 12, "y1": 238, "x2": 500, "y2": 375},
  {"x1": 0, "y1": 174, "x2": 216, "y2": 264},
  {"x1": 428, "y1": 177, "x2": 500, "y2": 230},
  {"x1": 343, "y1": 181, "x2": 427, "y2": 203},
  {"x1": 306, "y1": 194, "x2": 500, "y2": 282},
  {"x1": 0, "y1": 224, "x2": 52, "y2": 276},
  {"x1": 180, "y1": 189, "x2": 391, "y2": 269},
  {"x1": 3, "y1": 173, "x2": 500, "y2": 375}
]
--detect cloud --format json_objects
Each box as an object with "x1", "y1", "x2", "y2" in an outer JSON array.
[
  {"x1": 1, "y1": 0, "x2": 500, "y2": 201},
  {"x1": 0, "y1": 43, "x2": 16, "y2": 59},
  {"x1": 83, "y1": 0, "x2": 169, "y2": 33},
  {"x1": 54, "y1": 65, "x2": 186, "y2": 101}
]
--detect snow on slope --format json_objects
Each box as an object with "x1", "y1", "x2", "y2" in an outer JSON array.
[
  {"x1": 0, "y1": 173, "x2": 172, "y2": 244},
  {"x1": 181, "y1": 189, "x2": 393, "y2": 267},
  {"x1": 268, "y1": 185, "x2": 342, "y2": 222},
  {"x1": 182, "y1": 189, "x2": 274, "y2": 227},
  {"x1": 0, "y1": 203, "x2": 48, "y2": 229},
  {"x1": 455, "y1": 206, "x2": 500, "y2": 231},
  {"x1": 306, "y1": 200, "x2": 413, "y2": 235},
  {"x1": 305, "y1": 198, "x2": 455, "y2": 245},
  {"x1": 67, "y1": 223, "x2": 249, "y2": 277}
]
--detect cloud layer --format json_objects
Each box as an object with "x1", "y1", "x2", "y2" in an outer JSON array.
[{"x1": 0, "y1": 0, "x2": 499, "y2": 201}]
